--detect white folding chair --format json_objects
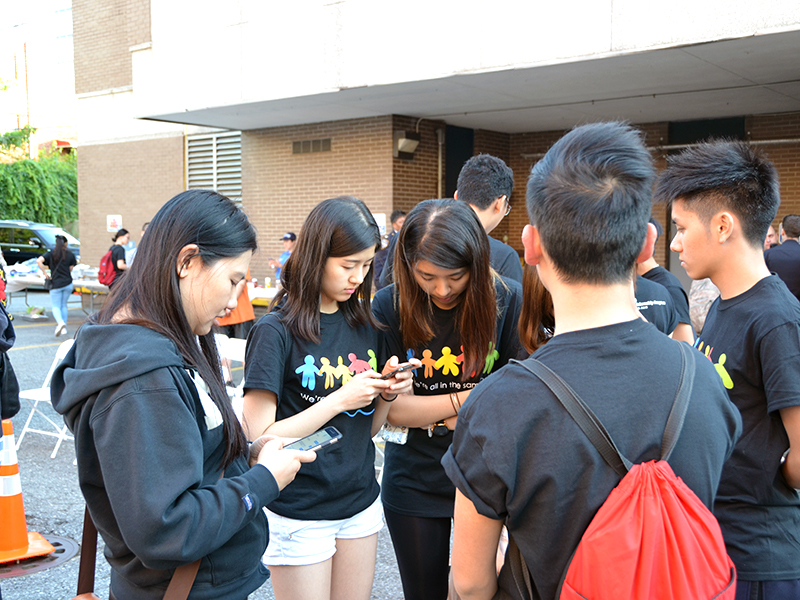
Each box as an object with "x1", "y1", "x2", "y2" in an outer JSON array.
[{"x1": 16, "y1": 338, "x2": 75, "y2": 458}]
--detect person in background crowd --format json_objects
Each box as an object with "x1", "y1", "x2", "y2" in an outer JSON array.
[
  {"x1": 127, "y1": 221, "x2": 149, "y2": 265},
  {"x1": 52, "y1": 190, "x2": 315, "y2": 600},
  {"x1": 454, "y1": 153, "x2": 523, "y2": 283},
  {"x1": 765, "y1": 224, "x2": 777, "y2": 251},
  {"x1": 38, "y1": 234, "x2": 77, "y2": 337},
  {"x1": 243, "y1": 196, "x2": 416, "y2": 600},
  {"x1": 659, "y1": 140, "x2": 800, "y2": 600},
  {"x1": 373, "y1": 199, "x2": 522, "y2": 600},
  {"x1": 108, "y1": 228, "x2": 129, "y2": 288},
  {"x1": 637, "y1": 217, "x2": 695, "y2": 342},
  {"x1": 374, "y1": 209, "x2": 406, "y2": 289},
  {"x1": 443, "y1": 121, "x2": 739, "y2": 600},
  {"x1": 765, "y1": 214, "x2": 800, "y2": 303},
  {"x1": 269, "y1": 232, "x2": 296, "y2": 281}
]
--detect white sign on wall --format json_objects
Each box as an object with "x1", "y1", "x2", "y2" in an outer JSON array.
[{"x1": 107, "y1": 215, "x2": 123, "y2": 232}]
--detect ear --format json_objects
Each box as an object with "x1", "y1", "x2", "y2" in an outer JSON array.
[
  {"x1": 711, "y1": 212, "x2": 735, "y2": 243},
  {"x1": 636, "y1": 223, "x2": 657, "y2": 264},
  {"x1": 522, "y1": 224, "x2": 543, "y2": 266},
  {"x1": 176, "y1": 244, "x2": 200, "y2": 279},
  {"x1": 493, "y1": 195, "x2": 506, "y2": 215},
  {"x1": 453, "y1": 190, "x2": 459, "y2": 200}
]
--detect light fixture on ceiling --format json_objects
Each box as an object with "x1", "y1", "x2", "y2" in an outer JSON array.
[{"x1": 393, "y1": 130, "x2": 421, "y2": 160}]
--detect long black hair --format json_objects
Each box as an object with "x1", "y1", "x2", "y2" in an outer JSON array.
[
  {"x1": 53, "y1": 234, "x2": 68, "y2": 263},
  {"x1": 96, "y1": 190, "x2": 257, "y2": 467},
  {"x1": 393, "y1": 199, "x2": 497, "y2": 379},
  {"x1": 273, "y1": 196, "x2": 381, "y2": 343}
]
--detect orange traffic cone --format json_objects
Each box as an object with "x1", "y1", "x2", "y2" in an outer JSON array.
[{"x1": 0, "y1": 419, "x2": 55, "y2": 563}]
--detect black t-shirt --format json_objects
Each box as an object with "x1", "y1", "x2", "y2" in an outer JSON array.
[
  {"x1": 443, "y1": 319, "x2": 740, "y2": 600},
  {"x1": 42, "y1": 249, "x2": 76, "y2": 289},
  {"x1": 243, "y1": 310, "x2": 384, "y2": 520},
  {"x1": 110, "y1": 245, "x2": 126, "y2": 277},
  {"x1": 372, "y1": 277, "x2": 523, "y2": 518},
  {"x1": 634, "y1": 275, "x2": 678, "y2": 335},
  {"x1": 697, "y1": 275, "x2": 800, "y2": 580},
  {"x1": 488, "y1": 236, "x2": 523, "y2": 283},
  {"x1": 765, "y1": 239, "x2": 800, "y2": 302},
  {"x1": 642, "y1": 266, "x2": 691, "y2": 326}
]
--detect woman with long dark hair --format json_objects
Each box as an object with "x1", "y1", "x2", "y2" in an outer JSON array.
[
  {"x1": 37, "y1": 234, "x2": 77, "y2": 336},
  {"x1": 52, "y1": 190, "x2": 315, "y2": 600},
  {"x1": 372, "y1": 199, "x2": 522, "y2": 600},
  {"x1": 243, "y1": 196, "x2": 416, "y2": 600}
]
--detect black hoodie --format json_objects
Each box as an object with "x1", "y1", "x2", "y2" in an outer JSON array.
[{"x1": 52, "y1": 323, "x2": 279, "y2": 600}]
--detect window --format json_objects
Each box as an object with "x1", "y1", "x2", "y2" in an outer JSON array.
[{"x1": 186, "y1": 131, "x2": 242, "y2": 201}]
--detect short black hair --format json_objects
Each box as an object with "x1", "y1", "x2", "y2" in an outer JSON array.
[
  {"x1": 654, "y1": 140, "x2": 780, "y2": 248},
  {"x1": 526, "y1": 121, "x2": 655, "y2": 284},
  {"x1": 456, "y1": 154, "x2": 514, "y2": 210},
  {"x1": 782, "y1": 214, "x2": 800, "y2": 238},
  {"x1": 390, "y1": 209, "x2": 407, "y2": 225}
]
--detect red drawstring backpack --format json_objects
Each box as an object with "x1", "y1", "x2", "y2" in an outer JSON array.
[{"x1": 517, "y1": 343, "x2": 736, "y2": 600}]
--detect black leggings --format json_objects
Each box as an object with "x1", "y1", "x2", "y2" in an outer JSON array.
[{"x1": 383, "y1": 506, "x2": 451, "y2": 600}]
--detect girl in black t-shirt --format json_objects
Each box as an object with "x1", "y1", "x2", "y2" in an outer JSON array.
[
  {"x1": 371, "y1": 199, "x2": 522, "y2": 600},
  {"x1": 37, "y1": 234, "x2": 77, "y2": 336},
  {"x1": 242, "y1": 196, "x2": 416, "y2": 600}
]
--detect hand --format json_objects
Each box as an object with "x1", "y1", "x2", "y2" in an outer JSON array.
[
  {"x1": 252, "y1": 436, "x2": 316, "y2": 490},
  {"x1": 329, "y1": 370, "x2": 391, "y2": 413},
  {"x1": 380, "y1": 357, "x2": 421, "y2": 400}
]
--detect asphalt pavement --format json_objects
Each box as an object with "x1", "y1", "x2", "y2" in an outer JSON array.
[{"x1": 0, "y1": 290, "x2": 405, "y2": 600}]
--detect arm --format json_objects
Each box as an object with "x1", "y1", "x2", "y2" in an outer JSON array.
[
  {"x1": 243, "y1": 371, "x2": 392, "y2": 439},
  {"x1": 370, "y1": 356, "x2": 420, "y2": 436},
  {"x1": 670, "y1": 322, "x2": 695, "y2": 344},
  {"x1": 452, "y1": 489, "x2": 503, "y2": 600},
  {"x1": 37, "y1": 256, "x2": 48, "y2": 276},
  {"x1": 386, "y1": 388, "x2": 469, "y2": 428},
  {"x1": 780, "y1": 405, "x2": 800, "y2": 489}
]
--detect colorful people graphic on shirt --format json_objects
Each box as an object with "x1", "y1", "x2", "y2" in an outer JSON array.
[
  {"x1": 296, "y1": 355, "x2": 319, "y2": 391},
  {"x1": 696, "y1": 340, "x2": 733, "y2": 389},
  {"x1": 420, "y1": 349, "x2": 436, "y2": 378},
  {"x1": 348, "y1": 353, "x2": 371, "y2": 374},
  {"x1": 483, "y1": 342, "x2": 500, "y2": 374},
  {"x1": 335, "y1": 356, "x2": 353, "y2": 384},
  {"x1": 436, "y1": 346, "x2": 460, "y2": 377},
  {"x1": 319, "y1": 357, "x2": 337, "y2": 389},
  {"x1": 367, "y1": 349, "x2": 378, "y2": 372}
]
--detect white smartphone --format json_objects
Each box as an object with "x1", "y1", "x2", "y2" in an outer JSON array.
[{"x1": 284, "y1": 426, "x2": 342, "y2": 451}]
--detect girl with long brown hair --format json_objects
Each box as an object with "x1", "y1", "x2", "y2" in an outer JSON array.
[
  {"x1": 242, "y1": 196, "x2": 416, "y2": 600},
  {"x1": 372, "y1": 198, "x2": 522, "y2": 600}
]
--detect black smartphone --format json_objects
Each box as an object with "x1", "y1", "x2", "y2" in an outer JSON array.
[
  {"x1": 284, "y1": 426, "x2": 342, "y2": 451},
  {"x1": 380, "y1": 362, "x2": 416, "y2": 380}
]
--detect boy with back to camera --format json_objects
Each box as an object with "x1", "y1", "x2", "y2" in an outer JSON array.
[
  {"x1": 658, "y1": 140, "x2": 800, "y2": 600},
  {"x1": 442, "y1": 122, "x2": 741, "y2": 600}
]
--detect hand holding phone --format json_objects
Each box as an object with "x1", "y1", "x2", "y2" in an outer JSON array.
[{"x1": 380, "y1": 362, "x2": 416, "y2": 380}]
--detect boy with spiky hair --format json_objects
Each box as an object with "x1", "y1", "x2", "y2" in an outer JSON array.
[
  {"x1": 658, "y1": 140, "x2": 800, "y2": 600},
  {"x1": 442, "y1": 122, "x2": 740, "y2": 600}
]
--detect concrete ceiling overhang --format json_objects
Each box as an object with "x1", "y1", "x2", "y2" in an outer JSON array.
[{"x1": 144, "y1": 29, "x2": 800, "y2": 134}]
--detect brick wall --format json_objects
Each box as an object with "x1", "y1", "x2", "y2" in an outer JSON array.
[
  {"x1": 392, "y1": 115, "x2": 446, "y2": 213},
  {"x1": 747, "y1": 113, "x2": 800, "y2": 233},
  {"x1": 77, "y1": 135, "x2": 185, "y2": 266},
  {"x1": 73, "y1": 0, "x2": 151, "y2": 94},
  {"x1": 242, "y1": 116, "x2": 395, "y2": 283}
]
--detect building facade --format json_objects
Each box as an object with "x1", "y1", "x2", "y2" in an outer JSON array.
[{"x1": 73, "y1": 0, "x2": 800, "y2": 279}]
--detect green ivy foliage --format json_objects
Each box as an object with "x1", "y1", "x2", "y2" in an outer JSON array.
[{"x1": 0, "y1": 151, "x2": 78, "y2": 226}]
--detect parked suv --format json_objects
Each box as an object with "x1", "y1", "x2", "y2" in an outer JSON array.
[{"x1": 0, "y1": 220, "x2": 81, "y2": 265}]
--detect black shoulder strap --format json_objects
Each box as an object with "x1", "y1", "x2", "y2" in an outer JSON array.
[{"x1": 514, "y1": 342, "x2": 695, "y2": 477}]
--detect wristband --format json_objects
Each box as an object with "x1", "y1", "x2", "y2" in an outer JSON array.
[{"x1": 380, "y1": 392, "x2": 398, "y2": 402}]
